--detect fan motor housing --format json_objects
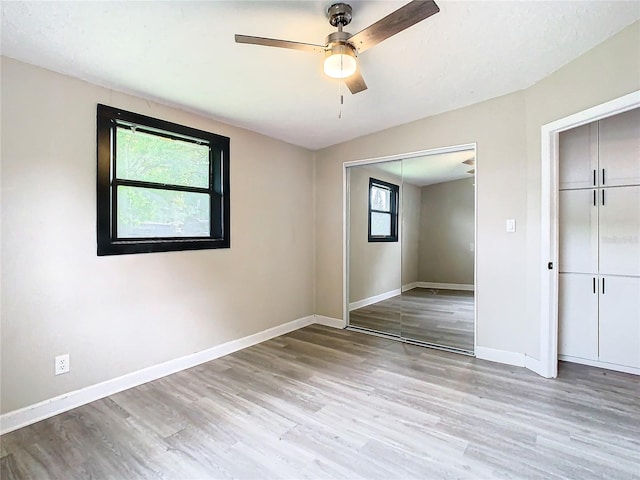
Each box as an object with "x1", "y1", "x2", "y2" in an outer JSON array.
[
  {"x1": 327, "y1": 3, "x2": 353, "y2": 27},
  {"x1": 325, "y1": 31, "x2": 357, "y2": 59},
  {"x1": 325, "y1": 31, "x2": 352, "y2": 46}
]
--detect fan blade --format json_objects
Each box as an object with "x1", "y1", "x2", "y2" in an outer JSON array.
[
  {"x1": 235, "y1": 35, "x2": 325, "y2": 54},
  {"x1": 348, "y1": 0, "x2": 440, "y2": 53},
  {"x1": 345, "y1": 67, "x2": 367, "y2": 94}
]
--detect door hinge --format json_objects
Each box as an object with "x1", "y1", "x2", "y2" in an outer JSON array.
[{"x1": 548, "y1": 262, "x2": 553, "y2": 270}]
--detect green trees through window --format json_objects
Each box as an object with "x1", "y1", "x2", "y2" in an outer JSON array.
[
  {"x1": 97, "y1": 104, "x2": 230, "y2": 255},
  {"x1": 115, "y1": 127, "x2": 211, "y2": 238}
]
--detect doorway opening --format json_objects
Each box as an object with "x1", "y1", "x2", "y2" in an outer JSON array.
[{"x1": 539, "y1": 90, "x2": 639, "y2": 378}]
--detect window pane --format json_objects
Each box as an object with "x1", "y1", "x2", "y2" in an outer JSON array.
[
  {"x1": 371, "y1": 185, "x2": 391, "y2": 212},
  {"x1": 371, "y1": 212, "x2": 391, "y2": 236},
  {"x1": 116, "y1": 127, "x2": 210, "y2": 188},
  {"x1": 117, "y1": 186, "x2": 210, "y2": 238}
]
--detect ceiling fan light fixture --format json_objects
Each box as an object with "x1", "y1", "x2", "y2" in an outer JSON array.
[
  {"x1": 324, "y1": 44, "x2": 357, "y2": 79},
  {"x1": 235, "y1": 1, "x2": 440, "y2": 94}
]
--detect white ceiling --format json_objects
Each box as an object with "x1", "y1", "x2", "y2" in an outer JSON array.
[
  {"x1": 368, "y1": 149, "x2": 475, "y2": 186},
  {"x1": 403, "y1": 150, "x2": 475, "y2": 186},
  {"x1": 2, "y1": 1, "x2": 638, "y2": 150}
]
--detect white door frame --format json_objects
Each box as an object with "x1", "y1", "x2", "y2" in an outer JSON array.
[
  {"x1": 539, "y1": 90, "x2": 640, "y2": 378},
  {"x1": 342, "y1": 143, "x2": 478, "y2": 350}
]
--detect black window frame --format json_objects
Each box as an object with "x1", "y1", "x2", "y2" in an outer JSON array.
[
  {"x1": 368, "y1": 177, "x2": 399, "y2": 243},
  {"x1": 97, "y1": 104, "x2": 230, "y2": 256}
]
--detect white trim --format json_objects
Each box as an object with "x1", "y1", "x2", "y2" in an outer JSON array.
[
  {"x1": 314, "y1": 315, "x2": 346, "y2": 329},
  {"x1": 0, "y1": 315, "x2": 316, "y2": 435},
  {"x1": 348, "y1": 288, "x2": 402, "y2": 311},
  {"x1": 524, "y1": 355, "x2": 545, "y2": 376},
  {"x1": 412, "y1": 282, "x2": 474, "y2": 291},
  {"x1": 558, "y1": 355, "x2": 640, "y2": 376},
  {"x1": 343, "y1": 163, "x2": 350, "y2": 332},
  {"x1": 475, "y1": 346, "x2": 525, "y2": 367},
  {"x1": 473, "y1": 145, "x2": 479, "y2": 356},
  {"x1": 539, "y1": 91, "x2": 640, "y2": 379}
]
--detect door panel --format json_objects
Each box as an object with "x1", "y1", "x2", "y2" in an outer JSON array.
[
  {"x1": 598, "y1": 108, "x2": 640, "y2": 187},
  {"x1": 559, "y1": 189, "x2": 598, "y2": 273},
  {"x1": 599, "y1": 186, "x2": 640, "y2": 276},
  {"x1": 348, "y1": 162, "x2": 402, "y2": 336},
  {"x1": 558, "y1": 273, "x2": 599, "y2": 360},
  {"x1": 399, "y1": 156, "x2": 476, "y2": 353},
  {"x1": 559, "y1": 123, "x2": 598, "y2": 190},
  {"x1": 599, "y1": 275, "x2": 640, "y2": 368}
]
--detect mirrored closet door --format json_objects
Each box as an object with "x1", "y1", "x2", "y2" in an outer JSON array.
[
  {"x1": 347, "y1": 161, "x2": 402, "y2": 337},
  {"x1": 347, "y1": 148, "x2": 476, "y2": 354}
]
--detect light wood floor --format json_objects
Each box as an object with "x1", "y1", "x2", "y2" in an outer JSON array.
[
  {"x1": 350, "y1": 288, "x2": 474, "y2": 352},
  {"x1": 2, "y1": 325, "x2": 638, "y2": 479}
]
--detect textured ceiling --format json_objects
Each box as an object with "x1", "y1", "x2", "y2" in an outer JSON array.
[{"x1": 1, "y1": 1, "x2": 638, "y2": 150}]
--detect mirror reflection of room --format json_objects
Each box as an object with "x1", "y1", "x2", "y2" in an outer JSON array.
[{"x1": 348, "y1": 150, "x2": 476, "y2": 353}]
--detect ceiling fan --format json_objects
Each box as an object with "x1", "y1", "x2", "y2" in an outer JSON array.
[{"x1": 235, "y1": 0, "x2": 440, "y2": 94}]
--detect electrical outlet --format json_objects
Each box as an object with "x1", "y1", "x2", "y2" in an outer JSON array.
[{"x1": 55, "y1": 354, "x2": 70, "y2": 375}]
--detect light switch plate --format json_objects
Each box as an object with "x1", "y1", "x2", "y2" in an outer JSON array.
[{"x1": 506, "y1": 219, "x2": 516, "y2": 233}]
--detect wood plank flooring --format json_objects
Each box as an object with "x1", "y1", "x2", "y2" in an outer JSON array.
[
  {"x1": 350, "y1": 288, "x2": 474, "y2": 352},
  {"x1": 2, "y1": 325, "x2": 639, "y2": 479}
]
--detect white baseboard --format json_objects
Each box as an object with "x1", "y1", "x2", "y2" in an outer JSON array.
[
  {"x1": 402, "y1": 282, "x2": 420, "y2": 292},
  {"x1": 475, "y1": 346, "x2": 525, "y2": 367},
  {"x1": 559, "y1": 355, "x2": 640, "y2": 375},
  {"x1": 0, "y1": 315, "x2": 316, "y2": 435},
  {"x1": 348, "y1": 288, "x2": 401, "y2": 311},
  {"x1": 314, "y1": 315, "x2": 345, "y2": 329},
  {"x1": 352, "y1": 283, "x2": 475, "y2": 306},
  {"x1": 414, "y1": 282, "x2": 475, "y2": 291}
]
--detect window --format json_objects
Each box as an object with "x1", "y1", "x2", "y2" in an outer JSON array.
[
  {"x1": 97, "y1": 104, "x2": 230, "y2": 255},
  {"x1": 368, "y1": 177, "x2": 399, "y2": 242}
]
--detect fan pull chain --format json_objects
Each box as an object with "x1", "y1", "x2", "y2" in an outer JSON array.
[{"x1": 338, "y1": 79, "x2": 343, "y2": 119}]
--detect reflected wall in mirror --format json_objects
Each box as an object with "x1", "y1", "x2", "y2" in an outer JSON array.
[{"x1": 347, "y1": 147, "x2": 476, "y2": 354}]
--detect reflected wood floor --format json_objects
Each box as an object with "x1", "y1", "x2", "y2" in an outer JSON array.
[
  {"x1": 2, "y1": 325, "x2": 639, "y2": 479},
  {"x1": 350, "y1": 288, "x2": 474, "y2": 351}
]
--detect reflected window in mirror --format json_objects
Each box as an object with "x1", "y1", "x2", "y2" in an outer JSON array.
[{"x1": 368, "y1": 177, "x2": 399, "y2": 242}]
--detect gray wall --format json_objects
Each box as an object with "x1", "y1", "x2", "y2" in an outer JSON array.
[
  {"x1": 418, "y1": 178, "x2": 475, "y2": 285},
  {"x1": 0, "y1": 57, "x2": 315, "y2": 414},
  {"x1": 314, "y1": 21, "x2": 640, "y2": 359},
  {"x1": 401, "y1": 181, "x2": 421, "y2": 288}
]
